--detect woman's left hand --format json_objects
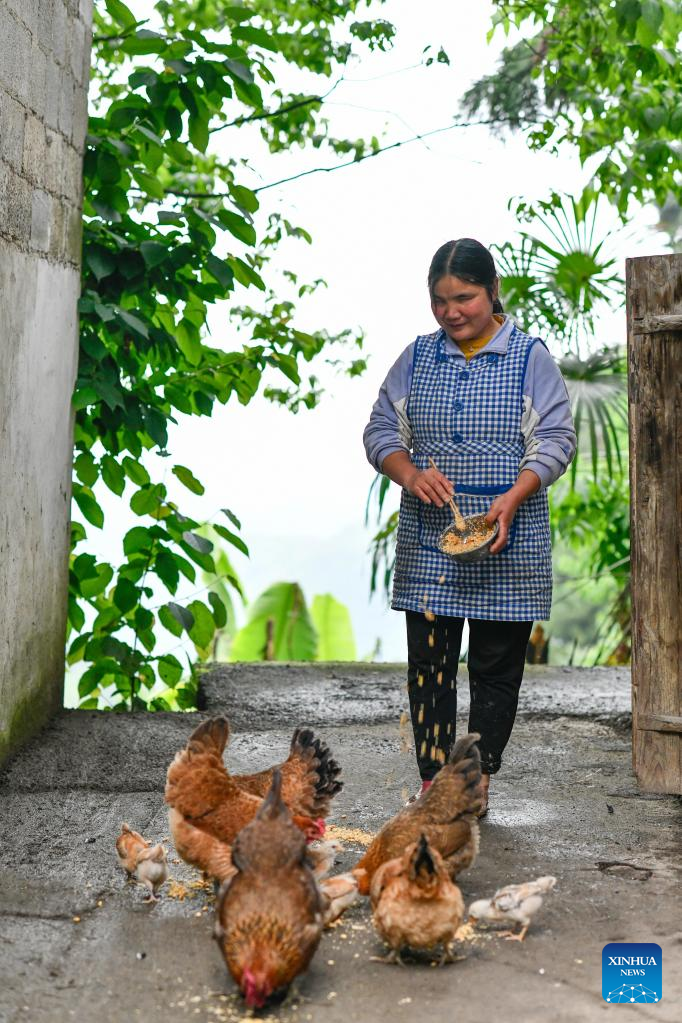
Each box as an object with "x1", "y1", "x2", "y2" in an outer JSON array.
[
  {"x1": 485, "y1": 492, "x2": 522, "y2": 554},
  {"x1": 485, "y1": 470, "x2": 542, "y2": 554}
]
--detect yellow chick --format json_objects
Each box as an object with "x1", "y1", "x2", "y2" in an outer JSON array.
[
  {"x1": 307, "y1": 838, "x2": 344, "y2": 880},
  {"x1": 468, "y1": 875, "x2": 557, "y2": 941},
  {"x1": 134, "y1": 844, "x2": 169, "y2": 902}
]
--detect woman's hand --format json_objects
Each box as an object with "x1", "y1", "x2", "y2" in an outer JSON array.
[
  {"x1": 380, "y1": 452, "x2": 454, "y2": 506},
  {"x1": 404, "y1": 466, "x2": 454, "y2": 507},
  {"x1": 485, "y1": 469, "x2": 541, "y2": 554}
]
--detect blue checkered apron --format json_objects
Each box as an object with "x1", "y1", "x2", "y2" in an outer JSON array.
[{"x1": 392, "y1": 326, "x2": 552, "y2": 620}]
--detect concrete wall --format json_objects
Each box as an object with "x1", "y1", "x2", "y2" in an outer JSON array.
[{"x1": 0, "y1": 0, "x2": 93, "y2": 762}]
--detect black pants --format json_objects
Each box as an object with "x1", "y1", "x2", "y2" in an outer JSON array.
[{"x1": 405, "y1": 611, "x2": 533, "y2": 779}]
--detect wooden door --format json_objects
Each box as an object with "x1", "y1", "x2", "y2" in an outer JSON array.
[{"x1": 627, "y1": 254, "x2": 682, "y2": 793}]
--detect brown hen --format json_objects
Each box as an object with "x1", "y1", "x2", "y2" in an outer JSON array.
[
  {"x1": 370, "y1": 834, "x2": 465, "y2": 965},
  {"x1": 213, "y1": 770, "x2": 327, "y2": 1008},
  {"x1": 354, "y1": 732, "x2": 482, "y2": 895},
  {"x1": 165, "y1": 717, "x2": 340, "y2": 880}
]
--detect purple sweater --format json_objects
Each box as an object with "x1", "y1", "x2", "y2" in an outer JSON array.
[{"x1": 363, "y1": 316, "x2": 576, "y2": 489}]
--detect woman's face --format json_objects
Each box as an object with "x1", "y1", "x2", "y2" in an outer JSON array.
[{"x1": 430, "y1": 274, "x2": 498, "y2": 343}]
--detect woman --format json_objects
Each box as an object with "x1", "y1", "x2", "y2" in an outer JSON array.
[{"x1": 363, "y1": 238, "x2": 576, "y2": 814}]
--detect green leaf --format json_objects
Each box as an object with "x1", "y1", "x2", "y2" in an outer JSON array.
[
  {"x1": 121, "y1": 29, "x2": 165, "y2": 55},
  {"x1": 122, "y1": 457, "x2": 150, "y2": 486},
  {"x1": 72, "y1": 387, "x2": 99, "y2": 411},
  {"x1": 74, "y1": 451, "x2": 99, "y2": 486},
  {"x1": 68, "y1": 595, "x2": 86, "y2": 631},
  {"x1": 175, "y1": 319, "x2": 202, "y2": 364},
  {"x1": 227, "y1": 256, "x2": 265, "y2": 291},
  {"x1": 212, "y1": 524, "x2": 249, "y2": 556},
  {"x1": 73, "y1": 486, "x2": 104, "y2": 528},
  {"x1": 123, "y1": 525, "x2": 152, "y2": 555},
  {"x1": 67, "y1": 632, "x2": 89, "y2": 665},
  {"x1": 142, "y1": 406, "x2": 168, "y2": 449},
  {"x1": 154, "y1": 549, "x2": 180, "y2": 592},
  {"x1": 72, "y1": 553, "x2": 98, "y2": 581},
  {"x1": 231, "y1": 26, "x2": 279, "y2": 52},
  {"x1": 225, "y1": 59, "x2": 254, "y2": 84},
  {"x1": 85, "y1": 245, "x2": 116, "y2": 281},
  {"x1": 187, "y1": 599, "x2": 216, "y2": 650},
  {"x1": 310, "y1": 594, "x2": 357, "y2": 660},
  {"x1": 189, "y1": 114, "x2": 209, "y2": 152},
  {"x1": 230, "y1": 184, "x2": 259, "y2": 214},
  {"x1": 78, "y1": 665, "x2": 103, "y2": 698},
  {"x1": 92, "y1": 605, "x2": 120, "y2": 632},
  {"x1": 182, "y1": 530, "x2": 213, "y2": 554},
  {"x1": 135, "y1": 171, "x2": 165, "y2": 199},
  {"x1": 206, "y1": 254, "x2": 234, "y2": 291},
  {"x1": 130, "y1": 484, "x2": 164, "y2": 516},
  {"x1": 104, "y1": 0, "x2": 137, "y2": 29},
  {"x1": 172, "y1": 464, "x2": 205, "y2": 495},
  {"x1": 101, "y1": 455, "x2": 125, "y2": 496},
  {"x1": 641, "y1": 0, "x2": 663, "y2": 32},
  {"x1": 270, "y1": 351, "x2": 300, "y2": 384},
  {"x1": 164, "y1": 105, "x2": 184, "y2": 139},
  {"x1": 643, "y1": 106, "x2": 666, "y2": 130},
  {"x1": 221, "y1": 507, "x2": 242, "y2": 530},
  {"x1": 159, "y1": 603, "x2": 184, "y2": 637},
  {"x1": 636, "y1": 12, "x2": 658, "y2": 45},
  {"x1": 79, "y1": 697, "x2": 101, "y2": 709},
  {"x1": 158, "y1": 653, "x2": 183, "y2": 685},
  {"x1": 97, "y1": 149, "x2": 121, "y2": 185},
  {"x1": 208, "y1": 591, "x2": 228, "y2": 628},
  {"x1": 219, "y1": 210, "x2": 256, "y2": 246},
  {"x1": 113, "y1": 577, "x2": 138, "y2": 613},
  {"x1": 116, "y1": 308, "x2": 149, "y2": 340},
  {"x1": 230, "y1": 582, "x2": 317, "y2": 661},
  {"x1": 80, "y1": 563, "x2": 114, "y2": 598},
  {"x1": 167, "y1": 601, "x2": 195, "y2": 633}
]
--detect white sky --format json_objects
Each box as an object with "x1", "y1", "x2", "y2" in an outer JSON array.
[{"x1": 78, "y1": 0, "x2": 669, "y2": 684}]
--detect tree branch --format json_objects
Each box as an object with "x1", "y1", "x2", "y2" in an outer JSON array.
[
  {"x1": 139, "y1": 116, "x2": 541, "y2": 204},
  {"x1": 210, "y1": 78, "x2": 343, "y2": 133},
  {"x1": 252, "y1": 116, "x2": 541, "y2": 193}
]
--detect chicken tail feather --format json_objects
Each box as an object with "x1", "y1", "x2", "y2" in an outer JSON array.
[
  {"x1": 409, "y1": 833, "x2": 437, "y2": 881},
  {"x1": 257, "y1": 769, "x2": 285, "y2": 821},
  {"x1": 447, "y1": 731, "x2": 481, "y2": 767},
  {"x1": 289, "y1": 728, "x2": 343, "y2": 815},
  {"x1": 187, "y1": 716, "x2": 230, "y2": 756}
]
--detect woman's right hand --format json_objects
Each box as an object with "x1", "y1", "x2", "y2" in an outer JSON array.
[
  {"x1": 380, "y1": 451, "x2": 454, "y2": 506},
  {"x1": 404, "y1": 466, "x2": 454, "y2": 507}
]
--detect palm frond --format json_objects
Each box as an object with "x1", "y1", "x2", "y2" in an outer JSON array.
[
  {"x1": 560, "y1": 349, "x2": 627, "y2": 485},
  {"x1": 495, "y1": 189, "x2": 625, "y2": 352}
]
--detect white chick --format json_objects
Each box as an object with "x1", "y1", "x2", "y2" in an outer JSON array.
[
  {"x1": 307, "y1": 838, "x2": 344, "y2": 880},
  {"x1": 134, "y1": 843, "x2": 169, "y2": 902},
  {"x1": 468, "y1": 875, "x2": 556, "y2": 941}
]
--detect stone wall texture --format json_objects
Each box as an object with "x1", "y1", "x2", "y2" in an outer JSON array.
[{"x1": 0, "y1": 0, "x2": 93, "y2": 762}]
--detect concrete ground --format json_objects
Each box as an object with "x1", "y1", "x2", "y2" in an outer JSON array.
[{"x1": 1, "y1": 664, "x2": 680, "y2": 1023}]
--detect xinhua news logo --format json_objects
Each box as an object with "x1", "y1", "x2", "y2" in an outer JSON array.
[{"x1": 602, "y1": 943, "x2": 662, "y2": 1004}]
